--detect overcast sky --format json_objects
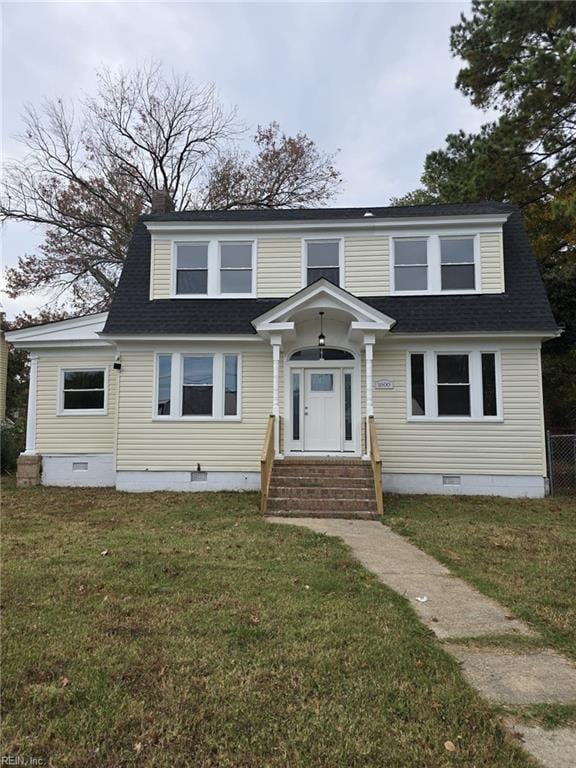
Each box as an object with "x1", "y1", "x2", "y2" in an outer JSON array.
[{"x1": 1, "y1": 0, "x2": 492, "y2": 318}]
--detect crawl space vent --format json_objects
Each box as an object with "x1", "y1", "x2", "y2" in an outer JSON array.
[
  {"x1": 190, "y1": 471, "x2": 208, "y2": 482},
  {"x1": 442, "y1": 475, "x2": 461, "y2": 486},
  {"x1": 72, "y1": 462, "x2": 89, "y2": 472}
]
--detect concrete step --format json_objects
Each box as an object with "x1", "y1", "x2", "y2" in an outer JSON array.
[
  {"x1": 268, "y1": 497, "x2": 378, "y2": 513},
  {"x1": 269, "y1": 486, "x2": 374, "y2": 499},
  {"x1": 266, "y1": 509, "x2": 377, "y2": 520}
]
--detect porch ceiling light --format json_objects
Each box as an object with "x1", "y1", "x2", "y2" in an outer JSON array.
[{"x1": 318, "y1": 311, "x2": 326, "y2": 351}]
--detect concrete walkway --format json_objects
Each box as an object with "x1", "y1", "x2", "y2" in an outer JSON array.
[{"x1": 270, "y1": 517, "x2": 576, "y2": 768}]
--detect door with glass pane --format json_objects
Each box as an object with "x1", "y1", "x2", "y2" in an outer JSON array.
[{"x1": 303, "y1": 369, "x2": 341, "y2": 451}]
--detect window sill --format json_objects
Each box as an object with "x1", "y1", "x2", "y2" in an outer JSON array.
[
  {"x1": 407, "y1": 416, "x2": 503, "y2": 423},
  {"x1": 391, "y1": 289, "x2": 481, "y2": 297},
  {"x1": 152, "y1": 416, "x2": 242, "y2": 422},
  {"x1": 57, "y1": 410, "x2": 108, "y2": 417},
  {"x1": 169, "y1": 293, "x2": 256, "y2": 300}
]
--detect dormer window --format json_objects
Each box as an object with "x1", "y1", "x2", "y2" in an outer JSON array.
[
  {"x1": 173, "y1": 240, "x2": 254, "y2": 297},
  {"x1": 392, "y1": 234, "x2": 478, "y2": 294},
  {"x1": 440, "y1": 237, "x2": 475, "y2": 290},
  {"x1": 305, "y1": 240, "x2": 341, "y2": 286},
  {"x1": 176, "y1": 243, "x2": 209, "y2": 294}
]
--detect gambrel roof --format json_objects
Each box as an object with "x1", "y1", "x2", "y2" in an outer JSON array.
[{"x1": 103, "y1": 203, "x2": 558, "y2": 337}]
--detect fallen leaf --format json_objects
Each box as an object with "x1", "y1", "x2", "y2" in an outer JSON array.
[
  {"x1": 100, "y1": 549, "x2": 109, "y2": 556},
  {"x1": 59, "y1": 677, "x2": 70, "y2": 688},
  {"x1": 444, "y1": 740, "x2": 456, "y2": 752},
  {"x1": 134, "y1": 742, "x2": 142, "y2": 754}
]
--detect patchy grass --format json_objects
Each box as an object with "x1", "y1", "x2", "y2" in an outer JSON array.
[
  {"x1": 0, "y1": 480, "x2": 535, "y2": 767},
  {"x1": 387, "y1": 495, "x2": 576, "y2": 661}
]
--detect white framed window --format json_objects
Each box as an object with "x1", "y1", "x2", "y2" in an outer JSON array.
[
  {"x1": 394, "y1": 238, "x2": 428, "y2": 292},
  {"x1": 173, "y1": 240, "x2": 254, "y2": 297},
  {"x1": 440, "y1": 237, "x2": 476, "y2": 290},
  {"x1": 154, "y1": 352, "x2": 241, "y2": 420},
  {"x1": 58, "y1": 368, "x2": 108, "y2": 416},
  {"x1": 407, "y1": 350, "x2": 501, "y2": 421},
  {"x1": 392, "y1": 234, "x2": 479, "y2": 294},
  {"x1": 304, "y1": 239, "x2": 342, "y2": 286},
  {"x1": 219, "y1": 242, "x2": 254, "y2": 294}
]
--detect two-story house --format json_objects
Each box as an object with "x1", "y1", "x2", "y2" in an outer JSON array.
[{"x1": 7, "y1": 198, "x2": 559, "y2": 511}]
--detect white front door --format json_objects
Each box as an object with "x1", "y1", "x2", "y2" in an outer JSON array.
[{"x1": 304, "y1": 369, "x2": 341, "y2": 451}]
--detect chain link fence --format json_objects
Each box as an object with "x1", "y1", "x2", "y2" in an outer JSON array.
[{"x1": 547, "y1": 433, "x2": 576, "y2": 496}]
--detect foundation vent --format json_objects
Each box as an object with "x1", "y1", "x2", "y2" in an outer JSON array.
[
  {"x1": 72, "y1": 462, "x2": 89, "y2": 472},
  {"x1": 190, "y1": 471, "x2": 208, "y2": 482},
  {"x1": 442, "y1": 475, "x2": 461, "y2": 486}
]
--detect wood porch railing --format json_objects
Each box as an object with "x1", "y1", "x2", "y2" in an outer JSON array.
[
  {"x1": 260, "y1": 414, "x2": 275, "y2": 514},
  {"x1": 368, "y1": 416, "x2": 384, "y2": 515}
]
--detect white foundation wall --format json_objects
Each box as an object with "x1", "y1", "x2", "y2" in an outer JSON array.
[
  {"x1": 42, "y1": 454, "x2": 115, "y2": 487},
  {"x1": 382, "y1": 473, "x2": 545, "y2": 498}
]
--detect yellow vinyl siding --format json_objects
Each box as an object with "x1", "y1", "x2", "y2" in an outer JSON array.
[
  {"x1": 35, "y1": 354, "x2": 117, "y2": 453},
  {"x1": 0, "y1": 330, "x2": 8, "y2": 419},
  {"x1": 257, "y1": 239, "x2": 302, "y2": 297},
  {"x1": 373, "y1": 343, "x2": 545, "y2": 476},
  {"x1": 345, "y1": 237, "x2": 389, "y2": 296},
  {"x1": 150, "y1": 238, "x2": 172, "y2": 299},
  {"x1": 480, "y1": 231, "x2": 505, "y2": 293},
  {"x1": 116, "y1": 347, "x2": 272, "y2": 471}
]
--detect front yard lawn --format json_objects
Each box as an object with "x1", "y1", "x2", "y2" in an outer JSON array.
[
  {"x1": 387, "y1": 494, "x2": 576, "y2": 661},
  {"x1": 1, "y1": 480, "x2": 533, "y2": 767}
]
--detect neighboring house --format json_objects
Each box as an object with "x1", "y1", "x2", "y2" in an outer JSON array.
[{"x1": 6, "y1": 199, "x2": 559, "y2": 503}]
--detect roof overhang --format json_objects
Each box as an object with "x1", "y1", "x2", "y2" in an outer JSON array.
[
  {"x1": 251, "y1": 279, "x2": 395, "y2": 342},
  {"x1": 5, "y1": 312, "x2": 111, "y2": 350},
  {"x1": 143, "y1": 213, "x2": 510, "y2": 236}
]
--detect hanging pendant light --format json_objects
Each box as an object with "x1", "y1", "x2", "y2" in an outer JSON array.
[{"x1": 318, "y1": 311, "x2": 326, "y2": 359}]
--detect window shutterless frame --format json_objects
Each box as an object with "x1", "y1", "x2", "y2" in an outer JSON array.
[
  {"x1": 301, "y1": 237, "x2": 344, "y2": 289},
  {"x1": 153, "y1": 352, "x2": 242, "y2": 421},
  {"x1": 57, "y1": 367, "x2": 109, "y2": 416},
  {"x1": 391, "y1": 233, "x2": 481, "y2": 295},
  {"x1": 171, "y1": 239, "x2": 255, "y2": 298},
  {"x1": 406, "y1": 349, "x2": 502, "y2": 421}
]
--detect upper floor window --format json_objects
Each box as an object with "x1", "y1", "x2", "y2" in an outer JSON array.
[
  {"x1": 176, "y1": 243, "x2": 208, "y2": 294},
  {"x1": 394, "y1": 239, "x2": 428, "y2": 291},
  {"x1": 59, "y1": 368, "x2": 107, "y2": 415},
  {"x1": 174, "y1": 241, "x2": 254, "y2": 297},
  {"x1": 306, "y1": 240, "x2": 340, "y2": 286},
  {"x1": 440, "y1": 237, "x2": 475, "y2": 290},
  {"x1": 220, "y1": 242, "x2": 253, "y2": 294},
  {"x1": 393, "y1": 235, "x2": 478, "y2": 294},
  {"x1": 408, "y1": 350, "x2": 500, "y2": 420}
]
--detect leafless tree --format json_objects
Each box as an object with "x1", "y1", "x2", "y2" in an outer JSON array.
[{"x1": 2, "y1": 63, "x2": 341, "y2": 313}]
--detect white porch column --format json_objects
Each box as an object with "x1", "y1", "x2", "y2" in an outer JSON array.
[
  {"x1": 24, "y1": 353, "x2": 38, "y2": 455},
  {"x1": 271, "y1": 335, "x2": 282, "y2": 456},
  {"x1": 363, "y1": 335, "x2": 375, "y2": 458}
]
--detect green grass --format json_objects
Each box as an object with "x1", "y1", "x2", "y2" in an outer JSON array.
[
  {"x1": 0, "y1": 480, "x2": 535, "y2": 767},
  {"x1": 387, "y1": 494, "x2": 576, "y2": 662}
]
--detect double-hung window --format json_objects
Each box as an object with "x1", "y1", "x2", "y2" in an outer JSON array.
[
  {"x1": 219, "y1": 242, "x2": 253, "y2": 294},
  {"x1": 174, "y1": 241, "x2": 254, "y2": 296},
  {"x1": 408, "y1": 351, "x2": 500, "y2": 420},
  {"x1": 155, "y1": 352, "x2": 240, "y2": 419},
  {"x1": 394, "y1": 239, "x2": 428, "y2": 291},
  {"x1": 175, "y1": 243, "x2": 209, "y2": 294},
  {"x1": 306, "y1": 240, "x2": 340, "y2": 286},
  {"x1": 393, "y1": 234, "x2": 478, "y2": 294},
  {"x1": 60, "y1": 368, "x2": 107, "y2": 414},
  {"x1": 440, "y1": 237, "x2": 475, "y2": 290}
]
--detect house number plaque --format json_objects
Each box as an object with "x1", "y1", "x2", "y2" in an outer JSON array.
[{"x1": 374, "y1": 379, "x2": 394, "y2": 390}]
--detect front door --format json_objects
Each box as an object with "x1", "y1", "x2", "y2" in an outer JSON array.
[{"x1": 304, "y1": 369, "x2": 341, "y2": 451}]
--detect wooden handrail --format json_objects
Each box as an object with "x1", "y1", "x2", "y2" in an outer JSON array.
[
  {"x1": 368, "y1": 416, "x2": 384, "y2": 515},
  {"x1": 260, "y1": 414, "x2": 275, "y2": 514}
]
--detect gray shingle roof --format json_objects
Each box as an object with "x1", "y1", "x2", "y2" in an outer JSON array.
[{"x1": 103, "y1": 203, "x2": 558, "y2": 336}]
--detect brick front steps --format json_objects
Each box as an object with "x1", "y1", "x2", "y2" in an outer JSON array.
[{"x1": 266, "y1": 458, "x2": 379, "y2": 519}]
